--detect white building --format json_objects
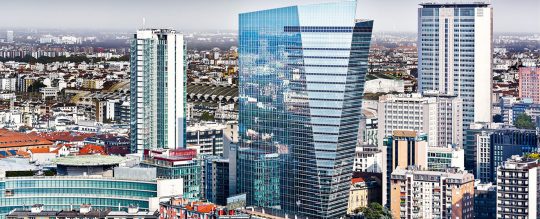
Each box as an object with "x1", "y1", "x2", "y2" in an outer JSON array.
[
  {"x1": 427, "y1": 145, "x2": 464, "y2": 171},
  {"x1": 378, "y1": 93, "x2": 438, "y2": 147},
  {"x1": 496, "y1": 155, "x2": 540, "y2": 219},
  {"x1": 353, "y1": 145, "x2": 383, "y2": 173},
  {"x1": 418, "y1": 2, "x2": 493, "y2": 130},
  {"x1": 186, "y1": 122, "x2": 225, "y2": 156},
  {"x1": 425, "y1": 91, "x2": 464, "y2": 148},
  {"x1": 364, "y1": 78, "x2": 404, "y2": 93},
  {"x1": 130, "y1": 29, "x2": 186, "y2": 153},
  {"x1": 6, "y1": 30, "x2": 13, "y2": 43}
]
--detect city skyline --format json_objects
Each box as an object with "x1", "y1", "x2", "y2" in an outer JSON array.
[{"x1": 0, "y1": 0, "x2": 538, "y2": 33}]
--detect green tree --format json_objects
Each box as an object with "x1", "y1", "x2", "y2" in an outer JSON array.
[
  {"x1": 515, "y1": 113, "x2": 536, "y2": 129},
  {"x1": 200, "y1": 111, "x2": 215, "y2": 121},
  {"x1": 354, "y1": 203, "x2": 393, "y2": 219}
]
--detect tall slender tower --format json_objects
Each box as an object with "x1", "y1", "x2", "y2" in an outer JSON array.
[
  {"x1": 130, "y1": 29, "x2": 186, "y2": 153},
  {"x1": 237, "y1": 1, "x2": 373, "y2": 218},
  {"x1": 418, "y1": 2, "x2": 493, "y2": 130}
]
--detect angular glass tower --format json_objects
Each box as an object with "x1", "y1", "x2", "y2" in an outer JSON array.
[
  {"x1": 237, "y1": 1, "x2": 373, "y2": 218},
  {"x1": 130, "y1": 29, "x2": 186, "y2": 153}
]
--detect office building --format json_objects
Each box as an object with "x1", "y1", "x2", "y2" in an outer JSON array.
[
  {"x1": 489, "y1": 129, "x2": 538, "y2": 182},
  {"x1": 378, "y1": 93, "x2": 438, "y2": 147},
  {"x1": 353, "y1": 145, "x2": 383, "y2": 173},
  {"x1": 464, "y1": 122, "x2": 501, "y2": 182},
  {"x1": 418, "y1": 2, "x2": 493, "y2": 130},
  {"x1": 205, "y1": 157, "x2": 230, "y2": 206},
  {"x1": 237, "y1": 1, "x2": 373, "y2": 218},
  {"x1": 425, "y1": 92, "x2": 464, "y2": 148},
  {"x1": 390, "y1": 167, "x2": 475, "y2": 219},
  {"x1": 186, "y1": 123, "x2": 225, "y2": 156},
  {"x1": 6, "y1": 30, "x2": 13, "y2": 43},
  {"x1": 130, "y1": 29, "x2": 186, "y2": 153},
  {"x1": 519, "y1": 67, "x2": 540, "y2": 104},
  {"x1": 496, "y1": 155, "x2": 540, "y2": 219},
  {"x1": 140, "y1": 149, "x2": 201, "y2": 200},
  {"x1": 474, "y1": 182, "x2": 496, "y2": 219},
  {"x1": 0, "y1": 176, "x2": 182, "y2": 217},
  {"x1": 384, "y1": 130, "x2": 428, "y2": 205},
  {"x1": 427, "y1": 145, "x2": 465, "y2": 171}
]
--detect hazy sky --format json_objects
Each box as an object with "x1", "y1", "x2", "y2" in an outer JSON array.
[{"x1": 0, "y1": 0, "x2": 539, "y2": 33}]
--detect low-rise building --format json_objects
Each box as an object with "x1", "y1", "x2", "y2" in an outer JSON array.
[{"x1": 347, "y1": 177, "x2": 382, "y2": 214}]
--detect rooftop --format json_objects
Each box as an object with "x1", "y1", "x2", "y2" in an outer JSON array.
[{"x1": 54, "y1": 155, "x2": 126, "y2": 166}]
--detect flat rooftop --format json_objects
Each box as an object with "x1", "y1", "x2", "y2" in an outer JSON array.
[{"x1": 55, "y1": 155, "x2": 126, "y2": 166}]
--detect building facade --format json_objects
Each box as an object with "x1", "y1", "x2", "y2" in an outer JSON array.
[
  {"x1": 427, "y1": 145, "x2": 465, "y2": 171},
  {"x1": 378, "y1": 93, "x2": 438, "y2": 147},
  {"x1": 474, "y1": 182, "x2": 496, "y2": 219},
  {"x1": 384, "y1": 130, "x2": 428, "y2": 205},
  {"x1": 130, "y1": 29, "x2": 186, "y2": 153},
  {"x1": 418, "y1": 2, "x2": 493, "y2": 130},
  {"x1": 518, "y1": 67, "x2": 540, "y2": 104},
  {"x1": 489, "y1": 129, "x2": 538, "y2": 182},
  {"x1": 237, "y1": 1, "x2": 373, "y2": 218},
  {"x1": 0, "y1": 176, "x2": 181, "y2": 217},
  {"x1": 390, "y1": 168, "x2": 475, "y2": 219},
  {"x1": 496, "y1": 156, "x2": 540, "y2": 219},
  {"x1": 186, "y1": 123, "x2": 225, "y2": 156}
]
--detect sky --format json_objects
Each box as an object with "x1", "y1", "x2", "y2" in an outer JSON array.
[{"x1": 0, "y1": 0, "x2": 539, "y2": 33}]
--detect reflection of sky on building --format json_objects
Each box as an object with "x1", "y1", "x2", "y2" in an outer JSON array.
[{"x1": 237, "y1": 1, "x2": 373, "y2": 218}]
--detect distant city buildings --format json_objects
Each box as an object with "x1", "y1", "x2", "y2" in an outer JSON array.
[
  {"x1": 130, "y1": 29, "x2": 186, "y2": 153},
  {"x1": 6, "y1": 30, "x2": 13, "y2": 43}
]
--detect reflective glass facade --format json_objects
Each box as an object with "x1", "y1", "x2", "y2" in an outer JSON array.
[
  {"x1": 0, "y1": 177, "x2": 158, "y2": 218},
  {"x1": 237, "y1": 1, "x2": 373, "y2": 218}
]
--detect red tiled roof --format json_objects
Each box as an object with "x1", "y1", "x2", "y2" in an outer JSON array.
[
  {"x1": 79, "y1": 144, "x2": 106, "y2": 155},
  {"x1": 29, "y1": 147, "x2": 52, "y2": 154},
  {"x1": 351, "y1": 177, "x2": 365, "y2": 184},
  {"x1": 0, "y1": 129, "x2": 53, "y2": 149}
]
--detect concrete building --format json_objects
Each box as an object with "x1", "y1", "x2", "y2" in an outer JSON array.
[
  {"x1": 518, "y1": 67, "x2": 540, "y2": 104},
  {"x1": 383, "y1": 130, "x2": 428, "y2": 205},
  {"x1": 390, "y1": 167, "x2": 475, "y2": 219},
  {"x1": 496, "y1": 156, "x2": 540, "y2": 219},
  {"x1": 353, "y1": 145, "x2": 383, "y2": 173},
  {"x1": 424, "y1": 92, "x2": 464, "y2": 148},
  {"x1": 378, "y1": 93, "x2": 438, "y2": 147},
  {"x1": 427, "y1": 145, "x2": 465, "y2": 171},
  {"x1": 186, "y1": 122, "x2": 225, "y2": 156},
  {"x1": 130, "y1": 29, "x2": 186, "y2": 153},
  {"x1": 418, "y1": 2, "x2": 493, "y2": 129},
  {"x1": 204, "y1": 157, "x2": 229, "y2": 206}
]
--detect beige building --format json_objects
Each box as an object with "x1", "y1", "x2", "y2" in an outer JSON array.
[
  {"x1": 347, "y1": 177, "x2": 381, "y2": 214},
  {"x1": 390, "y1": 167, "x2": 475, "y2": 219}
]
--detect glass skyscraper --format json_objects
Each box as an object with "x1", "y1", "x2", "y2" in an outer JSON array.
[
  {"x1": 130, "y1": 29, "x2": 186, "y2": 153},
  {"x1": 237, "y1": 1, "x2": 373, "y2": 218},
  {"x1": 418, "y1": 2, "x2": 493, "y2": 129}
]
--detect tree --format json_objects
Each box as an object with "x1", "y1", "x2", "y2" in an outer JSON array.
[
  {"x1": 525, "y1": 153, "x2": 540, "y2": 160},
  {"x1": 26, "y1": 81, "x2": 46, "y2": 93},
  {"x1": 200, "y1": 111, "x2": 215, "y2": 121},
  {"x1": 354, "y1": 203, "x2": 393, "y2": 219},
  {"x1": 515, "y1": 113, "x2": 535, "y2": 130}
]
